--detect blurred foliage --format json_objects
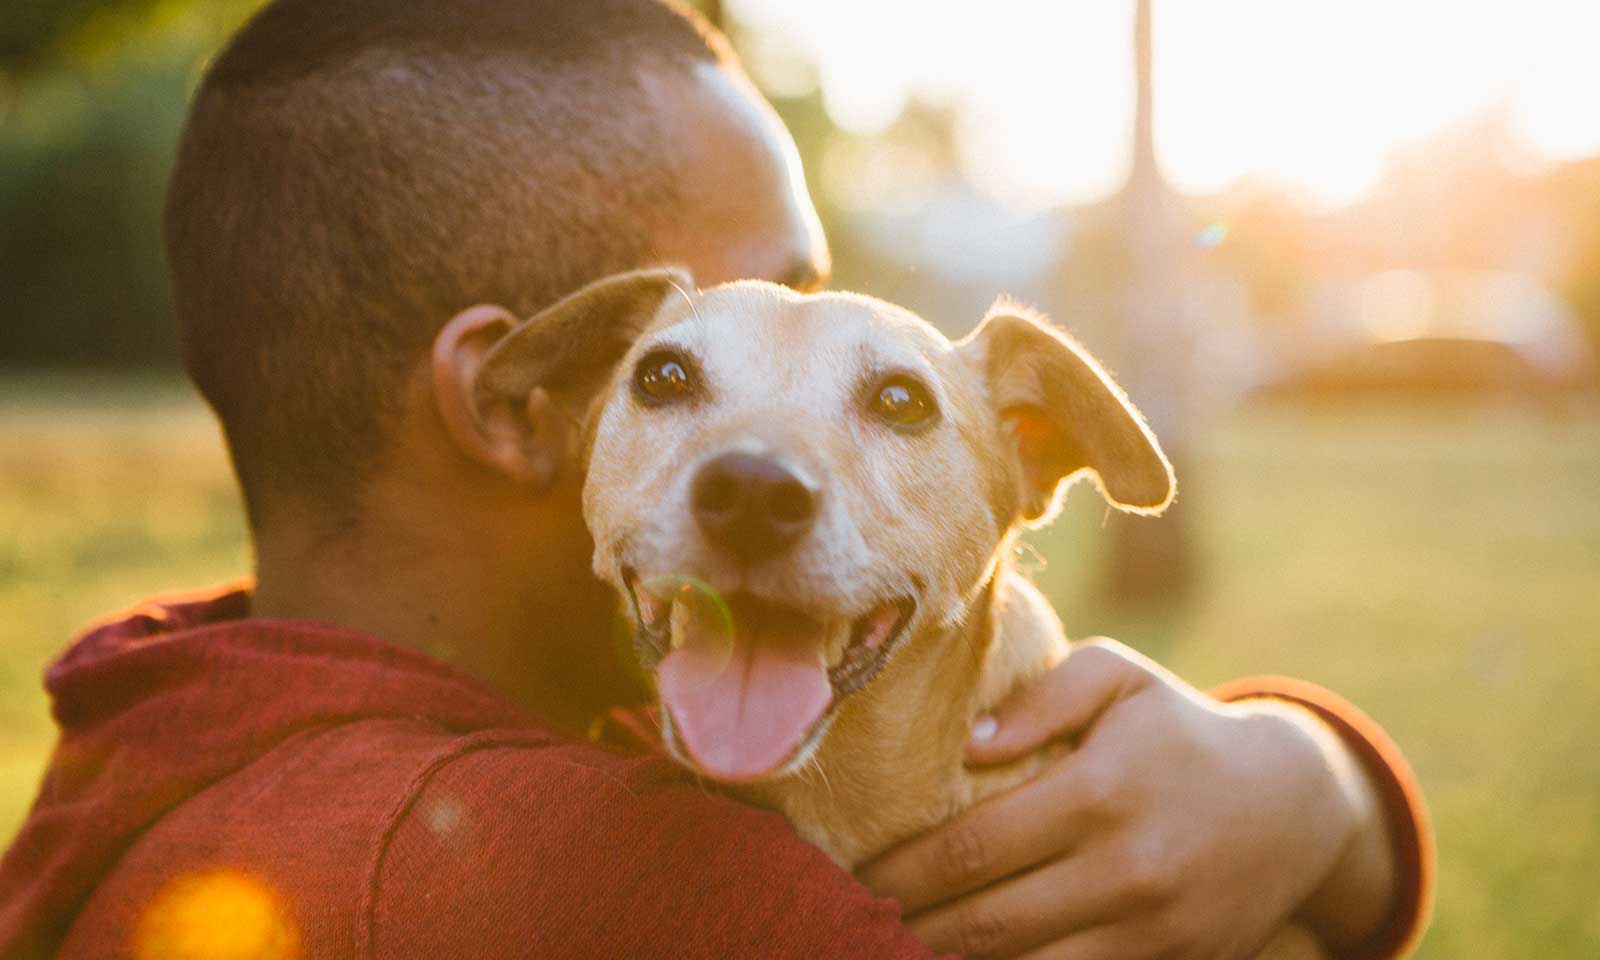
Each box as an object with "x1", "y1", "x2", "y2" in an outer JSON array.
[
  {"x1": 0, "y1": 0, "x2": 260, "y2": 72},
  {"x1": 0, "y1": 0, "x2": 716, "y2": 369},
  {"x1": 0, "y1": 0, "x2": 257, "y2": 368},
  {"x1": 1552, "y1": 163, "x2": 1600, "y2": 356},
  {"x1": 3, "y1": 64, "x2": 188, "y2": 365},
  {"x1": 0, "y1": 0, "x2": 110, "y2": 70},
  {"x1": 4, "y1": 0, "x2": 1600, "y2": 370}
]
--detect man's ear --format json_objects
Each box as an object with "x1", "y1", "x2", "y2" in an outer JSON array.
[
  {"x1": 432, "y1": 267, "x2": 691, "y2": 488},
  {"x1": 958, "y1": 302, "x2": 1175, "y2": 525}
]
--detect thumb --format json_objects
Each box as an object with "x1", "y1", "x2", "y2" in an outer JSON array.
[{"x1": 965, "y1": 638, "x2": 1149, "y2": 766}]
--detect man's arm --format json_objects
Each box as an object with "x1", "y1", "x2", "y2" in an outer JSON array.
[
  {"x1": 366, "y1": 741, "x2": 945, "y2": 959},
  {"x1": 1210, "y1": 675, "x2": 1432, "y2": 960},
  {"x1": 859, "y1": 641, "x2": 1431, "y2": 960}
]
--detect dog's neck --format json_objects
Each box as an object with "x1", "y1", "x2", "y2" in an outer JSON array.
[{"x1": 743, "y1": 558, "x2": 1069, "y2": 868}]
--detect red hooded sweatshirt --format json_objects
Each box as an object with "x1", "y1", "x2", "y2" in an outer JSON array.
[
  {"x1": 0, "y1": 588, "x2": 943, "y2": 959},
  {"x1": 0, "y1": 587, "x2": 1430, "y2": 959}
]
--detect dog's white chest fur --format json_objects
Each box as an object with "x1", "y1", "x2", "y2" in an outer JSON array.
[{"x1": 750, "y1": 570, "x2": 1070, "y2": 869}]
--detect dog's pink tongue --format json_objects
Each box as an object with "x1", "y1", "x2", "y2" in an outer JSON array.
[{"x1": 657, "y1": 598, "x2": 832, "y2": 782}]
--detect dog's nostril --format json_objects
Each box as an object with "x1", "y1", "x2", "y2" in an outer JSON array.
[
  {"x1": 769, "y1": 480, "x2": 814, "y2": 525},
  {"x1": 693, "y1": 471, "x2": 739, "y2": 515}
]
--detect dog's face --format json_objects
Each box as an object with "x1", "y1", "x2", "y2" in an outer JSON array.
[
  {"x1": 586, "y1": 282, "x2": 1010, "y2": 782},
  {"x1": 477, "y1": 269, "x2": 1173, "y2": 784}
]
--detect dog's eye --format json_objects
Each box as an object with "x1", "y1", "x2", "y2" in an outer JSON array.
[
  {"x1": 633, "y1": 350, "x2": 695, "y2": 404},
  {"x1": 869, "y1": 376, "x2": 938, "y2": 430}
]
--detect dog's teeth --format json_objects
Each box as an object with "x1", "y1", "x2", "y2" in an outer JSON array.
[
  {"x1": 636, "y1": 592, "x2": 664, "y2": 629},
  {"x1": 824, "y1": 619, "x2": 854, "y2": 667},
  {"x1": 668, "y1": 598, "x2": 692, "y2": 650},
  {"x1": 860, "y1": 602, "x2": 900, "y2": 649}
]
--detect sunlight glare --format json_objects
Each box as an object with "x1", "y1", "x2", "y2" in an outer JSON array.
[
  {"x1": 730, "y1": 0, "x2": 1600, "y2": 210},
  {"x1": 1511, "y1": 3, "x2": 1600, "y2": 162},
  {"x1": 134, "y1": 869, "x2": 300, "y2": 960}
]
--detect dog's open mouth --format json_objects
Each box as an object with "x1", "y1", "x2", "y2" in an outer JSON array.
[{"x1": 623, "y1": 568, "x2": 915, "y2": 782}]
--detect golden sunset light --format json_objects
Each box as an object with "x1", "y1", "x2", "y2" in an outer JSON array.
[
  {"x1": 732, "y1": 0, "x2": 1600, "y2": 208},
  {"x1": 2, "y1": 3, "x2": 1598, "y2": 958}
]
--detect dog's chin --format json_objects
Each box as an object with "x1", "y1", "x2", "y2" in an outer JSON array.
[{"x1": 622, "y1": 566, "x2": 917, "y2": 783}]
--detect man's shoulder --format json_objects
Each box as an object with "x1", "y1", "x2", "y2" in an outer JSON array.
[
  {"x1": 65, "y1": 714, "x2": 931, "y2": 959},
  {"x1": 58, "y1": 715, "x2": 554, "y2": 958},
  {"x1": 379, "y1": 731, "x2": 811, "y2": 888},
  {"x1": 370, "y1": 736, "x2": 938, "y2": 959}
]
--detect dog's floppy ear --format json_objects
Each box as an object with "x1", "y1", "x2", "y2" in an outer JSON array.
[
  {"x1": 959, "y1": 302, "x2": 1174, "y2": 525},
  {"x1": 477, "y1": 266, "x2": 692, "y2": 412},
  {"x1": 434, "y1": 267, "x2": 689, "y2": 488}
]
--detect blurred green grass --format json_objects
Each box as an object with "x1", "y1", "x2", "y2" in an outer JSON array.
[
  {"x1": 0, "y1": 372, "x2": 249, "y2": 841},
  {"x1": 2, "y1": 374, "x2": 1597, "y2": 958}
]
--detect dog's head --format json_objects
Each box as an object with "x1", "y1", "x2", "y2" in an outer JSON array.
[{"x1": 478, "y1": 268, "x2": 1173, "y2": 783}]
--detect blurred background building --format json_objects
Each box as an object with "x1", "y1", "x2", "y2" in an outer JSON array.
[{"x1": 3, "y1": 2, "x2": 1599, "y2": 957}]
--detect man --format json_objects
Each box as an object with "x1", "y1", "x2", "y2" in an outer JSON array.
[{"x1": 0, "y1": 1, "x2": 1430, "y2": 957}]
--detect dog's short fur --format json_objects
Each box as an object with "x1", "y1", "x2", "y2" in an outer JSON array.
[{"x1": 478, "y1": 267, "x2": 1174, "y2": 868}]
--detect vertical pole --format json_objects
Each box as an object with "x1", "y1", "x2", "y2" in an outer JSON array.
[
  {"x1": 1132, "y1": 0, "x2": 1157, "y2": 193},
  {"x1": 1124, "y1": 0, "x2": 1175, "y2": 432},
  {"x1": 1107, "y1": 0, "x2": 1196, "y2": 604}
]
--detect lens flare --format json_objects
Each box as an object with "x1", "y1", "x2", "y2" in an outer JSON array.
[
  {"x1": 642, "y1": 575, "x2": 735, "y2": 677},
  {"x1": 134, "y1": 869, "x2": 300, "y2": 960},
  {"x1": 1195, "y1": 223, "x2": 1229, "y2": 248}
]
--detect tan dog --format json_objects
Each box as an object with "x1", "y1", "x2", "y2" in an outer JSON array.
[
  {"x1": 477, "y1": 266, "x2": 1173, "y2": 868},
  {"x1": 480, "y1": 270, "x2": 1327, "y2": 960}
]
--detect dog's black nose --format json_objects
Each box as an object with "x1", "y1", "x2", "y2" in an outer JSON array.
[{"x1": 691, "y1": 452, "x2": 817, "y2": 562}]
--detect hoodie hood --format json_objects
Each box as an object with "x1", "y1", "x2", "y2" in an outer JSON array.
[{"x1": 0, "y1": 585, "x2": 532, "y2": 959}]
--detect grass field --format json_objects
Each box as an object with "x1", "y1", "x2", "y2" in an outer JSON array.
[{"x1": 2, "y1": 374, "x2": 1598, "y2": 958}]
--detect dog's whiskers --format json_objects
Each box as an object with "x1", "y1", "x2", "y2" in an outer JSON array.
[
  {"x1": 663, "y1": 273, "x2": 702, "y2": 327},
  {"x1": 805, "y1": 753, "x2": 836, "y2": 808},
  {"x1": 689, "y1": 768, "x2": 713, "y2": 798},
  {"x1": 1015, "y1": 538, "x2": 1048, "y2": 574}
]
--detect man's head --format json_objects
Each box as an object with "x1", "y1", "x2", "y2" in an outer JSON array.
[{"x1": 166, "y1": 0, "x2": 827, "y2": 532}]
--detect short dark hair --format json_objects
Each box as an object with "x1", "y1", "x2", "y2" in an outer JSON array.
[{"x1": 165, "y1": 0, "x2": 727, "y2": 527}]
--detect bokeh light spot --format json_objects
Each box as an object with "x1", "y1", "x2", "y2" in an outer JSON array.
[
  {"x1": 425, "y1": 795, "x2": 463, "y2": 836},
  {"x1": 1195, "y1": 223, "x2": 1229, "y2": 248},
  {"x1": 134, "y1": 869, "x2": 301, "y2": 960}
]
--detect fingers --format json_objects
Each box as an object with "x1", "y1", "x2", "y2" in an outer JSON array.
[
  {"x1": 1013, "y1": 924, "x2": 1145, "y2": 960},
  {"x1": 966, "y1": 638, "x2": 1156, "y2": 766},
  {"x1": 905, "y1": 855, "x2": 1164, "y2": 960},
  {"x1": 856, "y1": 762, "x2": 1092, "y2": 913}
]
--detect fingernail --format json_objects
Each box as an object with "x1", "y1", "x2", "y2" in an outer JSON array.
[{"x1": 971, "y1": 714, "x2": 998, "y2": 742}]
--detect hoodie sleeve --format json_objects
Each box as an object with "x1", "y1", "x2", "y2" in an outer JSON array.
[
  {"x1": 1211, "y1": 677, "x2": 1433, "y2": 960},
  {"x1": 363, "y1": 739, "x2": 944, "y2": 960}
]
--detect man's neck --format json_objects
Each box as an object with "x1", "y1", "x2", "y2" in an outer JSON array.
[{"x1": 250, "y1": 491, "x2": 642, "y2": 735}]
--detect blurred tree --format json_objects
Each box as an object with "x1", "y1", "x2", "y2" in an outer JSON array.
[
  {"x1": 0, "y1": 0, "x2": 720, "y2": 371},
  {"x1": 1, "y1": 64, "x2": 191, "y2": 366},
  {"x1": 0, "y1": 0, "x2": 261, "y2": 369},
  {"x1": 1547, "y1": 159, "x2": 1600, "y2": 359},
  {"x1": 1, "y1": 0, "x2": 259, "y2": 75},
  {"x1": 0, "y1": 1, "x2": 125, "y2": 71}
]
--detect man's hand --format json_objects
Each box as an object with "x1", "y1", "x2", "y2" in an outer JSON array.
[{"x1": 856, "y1": 640, "x2": 1396, "y2": 960}]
